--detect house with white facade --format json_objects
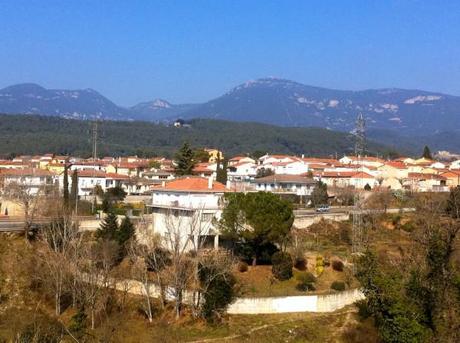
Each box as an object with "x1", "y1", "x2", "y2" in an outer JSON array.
[
  {"x1": 0, "y1": 168, "x2": 57, "y2": 195},
  {"x1": 254, "y1": 174, "x2": 316, "y2": 196},
  {"x1": 149, "y1": 176, "x2": 229, "y2": 251}
]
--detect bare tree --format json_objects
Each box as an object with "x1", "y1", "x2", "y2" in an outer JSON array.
[
  {"x1": 128, "y1": 229, "x2": 168, "y2": 322},
  {"x1": 78, "y1": 240, "x2": 118, "y2": 329},
  {"x1": 1, "y1": 182, "x2": 45, "y2": 237},
  {"x1": 162, "y1": 208, "x2": 215, "y2": 319},
  {"x1": 39, "y1": 212, "x2": 82, "y2": 316}
]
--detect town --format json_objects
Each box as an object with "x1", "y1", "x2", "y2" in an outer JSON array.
[{"x1": 2, "y1": 1, "x2": 460, "y2": 342}]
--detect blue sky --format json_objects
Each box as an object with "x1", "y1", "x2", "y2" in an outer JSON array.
[{"x1": 1, "y1": 0, "x2": 459, "y2": 105}]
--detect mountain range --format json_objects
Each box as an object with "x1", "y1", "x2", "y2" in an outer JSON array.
[{"x1": 1, "y1": 78, "x2": 460, "y2": 151}]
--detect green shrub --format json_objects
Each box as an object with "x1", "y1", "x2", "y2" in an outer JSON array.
[
  {"x1": 401, "y1": 222, "x2": 416, "y2": 233},
  {"x1": 331, "y1": 281, "x2": 346, "y2": 291},
  {"x1": 237, "y1": 261, "x2": 248, "y2": 272},
  {"x1": 332, "y1": 260, "x2": 344, "y2": 272},
  {"x1": 199, "y1": 264, "x2": 236, "y2": 322},
  {"x1": 295, "y1": 272, "x2": 316, "y2": 291},
  {"x1": 355, "y1": 299, "x2": 371, "y2": 320},
  {"x1": 271, "y1": 252, "x2": 293, "y2": 281}
]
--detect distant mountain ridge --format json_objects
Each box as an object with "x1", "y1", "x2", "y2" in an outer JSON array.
[
  {"x1": 0, "y1": 83, "x2": 129, "y2": 120},
  {"x1": 1, "y1": 79, "x2": 460, "y2": 151},
  {"x1": 180, "y1": 78, "x2": 460, "y2": 135}
]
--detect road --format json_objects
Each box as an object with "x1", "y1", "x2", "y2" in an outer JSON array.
[{"x1": 0, "y1": 216, "x2": 99, "y2": 232}]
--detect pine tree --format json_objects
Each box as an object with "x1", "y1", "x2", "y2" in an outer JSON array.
[
  {"x1": 96, "y1": 212, "x2": 119, "y2": 241},
  {"x1": 422, "y1": 145, "x2": 433, "y2": 159},
  {"x1": 174, "y1": 142, "x2": 195, "y2": 176},
  {"x1": 117, "y1": 216, "x2": 135, "y2": 247}
]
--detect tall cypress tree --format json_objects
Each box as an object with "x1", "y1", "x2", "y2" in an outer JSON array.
[
  {"x1": 422, "y1": 145, "x2": 433, "y2": 159},
  {"x1": 63, "y1": 164, "x2": 70, "y2": 209},
  {"x1": 174, "y1": 142, "x2": 195, "y2": 176},
  {"x1": 70, "y1": 170, "x2": 78, "y2": 208},
  {"x1": 216, "y1": 154, "x2": 228, "y2": 185}
]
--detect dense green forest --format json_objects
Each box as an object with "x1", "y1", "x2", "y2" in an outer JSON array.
[{"x1": 0, "y1": 114, "x2": 398, "y2": 158}]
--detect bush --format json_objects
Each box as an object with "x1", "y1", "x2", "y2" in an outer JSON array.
[
  {"x1": 237, "y1": 261, "x2": 248, "y2": 272},
  {"x1": 401, "y1": 222, "x2": 416, "y2": 233},
  {"x1": 331, "y1": 281, "x2": 346, "y2": 291},
  {"x1": 294, "y1": 257, "x2": 307, "y2": 271},
  {"x1": 296, "y1": 272, "x2": 316, "y2": 291},
  {"x1": 315, "y1": 255, "x2": 324, "y2": 276},
  {"x1": 332, "y1": 260, "x2": 344, "y2": 272},
  {"x1": 199, "y1": 264, "x2": 236, "y2": 323},
  {"x1": 355, "y1": 299, "x2": 371, "y2": 320},
  {"x1": 271, "y1": 252, "x2": 293, "y2": 281}
]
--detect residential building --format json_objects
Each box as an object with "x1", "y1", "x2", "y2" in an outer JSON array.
[
  {"x1": 149, "y1": 176, "x2": 229, "y2": 251},
  {"x1": 254, "y1": 174, "x2": 316, "y2": 196}
]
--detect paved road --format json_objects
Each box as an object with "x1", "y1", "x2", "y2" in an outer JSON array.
[{"x1": 0, "y1": 216, "x2": 98, "y2": 232}]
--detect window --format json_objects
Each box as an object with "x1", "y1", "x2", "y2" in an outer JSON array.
[{"x1": 201, "y1": 213, "x2": 213, "y2": 222}]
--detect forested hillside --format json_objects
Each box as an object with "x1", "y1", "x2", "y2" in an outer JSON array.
[{"x1": 0, "y1": 114, "x2": 399, "y2": 158}]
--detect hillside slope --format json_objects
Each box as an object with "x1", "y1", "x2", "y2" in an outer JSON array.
[{"x1": 0, "y1": 114, "x2": 397, "y2": 158}]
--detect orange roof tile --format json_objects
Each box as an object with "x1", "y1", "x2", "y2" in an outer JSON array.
[{"x1": 154, "y1": 177, "x2": 227, "y2": 192}]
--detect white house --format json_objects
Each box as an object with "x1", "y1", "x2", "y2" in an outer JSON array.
[
  {"x1": 228, "y1": 162, "x2": 258, "y2": 182},
  {"x1": 149, "y1": 176, "x2": 229, "y2": 251},
  {"x1": 0, "y1": 168, "x2": 57, "y2": 195},
  {"x1": 254, "y1": 174, "x2": 316, "y2": 196}
]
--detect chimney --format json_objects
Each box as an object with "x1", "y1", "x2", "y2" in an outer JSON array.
[
  {"x1": 208, "y1": 176, "x2": 213, "y2": 189},
  {"x1": 302, "y1": 154, "x2": 304, "y2": 159},
  {"x1": 161, "y1": 181, "x2": 166, "y2": 188}
]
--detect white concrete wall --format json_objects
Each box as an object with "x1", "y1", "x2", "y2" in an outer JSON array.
[
  {"x1": 110, "y1": 276, "x2": 364, "y2": 314},
  {"x1": 226, "y1": 289, "x2": 364, "y2": 314}
]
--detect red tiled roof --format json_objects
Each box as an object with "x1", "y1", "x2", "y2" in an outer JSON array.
[
  {"x1": 407, "y1": 173, "x2": 446, "y2": 180},
  {"x1": 105, "y1": 173, "x2": 130, "y2": 180},
  {"x1": 77, "y1": 170, "x2": 107, "y2": 178},
  {"x1": 154, "y1": 177, "x2": 227, "y2": 192},
  {"x1": 351, "y1": 172, "x2": 375, "y2": 179},
  {"x1": 0, "y1": 168, "x2": 54, "y2": 177}
]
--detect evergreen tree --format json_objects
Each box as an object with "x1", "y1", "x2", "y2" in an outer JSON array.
[
  {"x1": 174, "y1": 142, "x2": 195, "y2": 176},
  {"x1": 422, "y1": 145, "x2": 433, "y2": 159},
  {"x1": 96, "y1": 212, "x2": 119, "y2": 241},
  {"x1": 219, "y1": 192, "x2": 294, "y2": 265},
  {"x1": 63, "y1": 164, "x2": 70, "y2": 209},
  {"x1": 117, "y1": 216, "x2": 135, "y2": 247},
  {"x1": 311, "y1": 181, "x2": 328, "y2": 207},
  {"x1": 70, "y1": 170, "x2": 78, "y2": 209},
  {"x1": 216, "y1": 154, "x2": 228, "y2": 185},
  {"x1": 446, "y1": 186, "x2": 460, "y2": 219}
]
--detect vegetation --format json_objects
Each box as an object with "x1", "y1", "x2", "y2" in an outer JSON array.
[
  {"x1": 296, "y1": 272, "x2": 316, "y2": 291},
  {"x1": 330, "y1": 281, "x2": 346, "y2": 291},
  {"x1": 271, "y1": 252, "x2": 293, "y2": 281},
  {"x1": 422, "y1": 145, "x2": 433, "y2": 159},
  {"x1": 174, "y1": 142, "x2": 195, "y2": 175},
  {"x1": 356, "y1": 188, "x2": 460, "y2": 342},
  {"x1": 0, "y1": 114, "x2": 396, "y2": 158},
  {"x1": 219, "y1": 192, "x2": 294, "y2": 265},
  {"x1": 310, "y1": 181, "x2": 328, "y2": 207}
]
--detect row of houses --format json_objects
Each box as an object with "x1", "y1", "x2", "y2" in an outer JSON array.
[
  {"x1": 227, "y1": 154, "x2": 460, "y2": 193},
  {"x1": 1, "y1": 151, "x2": 460, "y2": 201}
]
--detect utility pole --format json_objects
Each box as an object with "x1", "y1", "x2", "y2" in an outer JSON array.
[
  {"x1": 91, "y1": 121, "x2": 98, "y2": 214},
  {"x1": 352, "y1": 113, "x2": 366, "y2": 257}
]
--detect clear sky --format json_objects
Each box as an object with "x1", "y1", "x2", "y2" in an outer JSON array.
[{"x1": 1, "y1": 0, "x2": 459, "y2": 106}]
